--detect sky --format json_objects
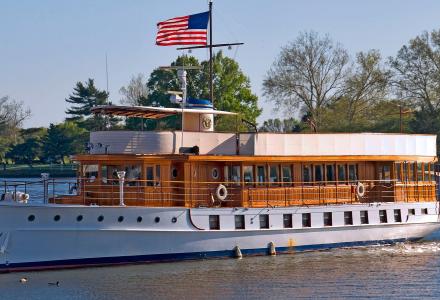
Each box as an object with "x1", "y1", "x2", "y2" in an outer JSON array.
[{"x1": 1, "y1": 0, "x2": 440, "y2": 128}]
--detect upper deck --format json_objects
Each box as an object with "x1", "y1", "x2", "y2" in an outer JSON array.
[{"x1": 89, "y1": 131, "x2": 437, "y2": 161}]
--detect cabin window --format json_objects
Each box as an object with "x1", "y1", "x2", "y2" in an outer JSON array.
[
  {"x1": 303, "y1": 164, "x2": 312, "y2": 184},
  {"x1": 403, "y1": 163, "x2": 408, "y2": 181},
  {"x1": 269, "y1": 165, "x2": 280, "y2": 186},
  {"x1": 314, "y1": 165, "x2": 324, "y2": 182},
  {"x1": 422, "y1": 208, "x2": 428, "y2": 215},
  {"x1": 125, "y1": 164, "x2": 141, "y2": 186},
  {"x1": 230, "y1": 165, "x2": 241, "y2": 186},
  {"x1": 337, "y1": 164, "x2": 346, "y2": 182},
  {"x1": 394, "y1": 209, "x2": 402, "y2": 222},
  {"x1": 257, "y1": 165, "x2": 266, "y2": 186},
  {"x1": 235, "y1": 215, "x2": 245, "y2": 229},
  {"x1": 302, "y1": 213, "x2": 311, "y2": 227},
  {"x1": 211, "y1": 167, "x2": 219, "y2": 180},
  {"x1": 326, "y1": 164, "x2": 335, "y2": 183},
  {"x1": 283, "y1": 214, "x2": 293, "y2": 228},
  {"x1": 348, "y1": 164, "x2": 357, "y2": 182},
  {"x1": 360, "y1": 210, "x2": 369, "y2": 224},
  {"x1": 171, "y1": 167, "x2": 178, "y2": 179},
  {"x1": 243, "y1": 166, "x2": 254, "y2": 186},
  {"x1": 323, "y1": 212, "x2": 332, "y2": 226},
  {"x1": 408, "y1": 208, "x2": 415, "y2": 215},
  {"x1": 209, "y1": 215, "x2": 220, "y2": 230},
  {"x1": 408, "y1": 162, "x2": 415, "y2": 181},
  {"x1": 344, "y1": 211, "x2": 353, "y2": 225},
  {"x1": 146, "y1": 166, "x2": 154, "y2": 186},
  {"x1": 417, "y1": 163, "x2": 423, "y2": 181},
  {"x1": 259, "y1": 214, "x2": 269, "y2": 229},
  {"x1": 424, "y1": 163, "x2": 430, "y2": 181},
  {"x1": 101, "y1": 165, "x2": 119, "y2": 185},
  {"x1": 395, "y1": 163, "x2": 402, "y2": 182},
  {"x1": 83, "y1": 164, "x2": 98, "y2": 182},
  {"x1": 282, "y1": 165, "x2": 293, "y2": 186},
  {"x1": 379, "y1": 165, "x2": 391, "y2": 182},
  {"x1": 379, "y1": 210, "x2": 388, "y2": 223},
  {"x1": 155, "y1": 165, "x2": 161, "y2": 186}
]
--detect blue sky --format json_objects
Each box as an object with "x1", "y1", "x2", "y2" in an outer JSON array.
[{"x1": 1, "y1": 0, "x2": 440, "y2": 128}]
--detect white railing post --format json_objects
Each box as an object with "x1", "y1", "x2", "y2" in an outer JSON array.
[
  {"x1": 41, "y1": 173, "x2": 50, "y2": 204},
  {"x1": 117, "y1": 171, "x2": 126, "y2": 206}
]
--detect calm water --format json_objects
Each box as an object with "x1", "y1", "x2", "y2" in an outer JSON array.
[
  {"x1": 1, "y1": 178, "x2": 440, "y2": 299},
  {"x1": 1, "y1": 242, "x2": 440, "y2": 299}
]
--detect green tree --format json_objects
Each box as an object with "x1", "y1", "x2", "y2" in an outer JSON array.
[
  {"x1": 389, "y1": 29, "x2": 440, "y2": 154},
  {"x1": 259, "y1": 118, "x2": 303, "y2": 133},
  {"x1": 7, "y1": 137, "x2": 42, "y2": 166},
  {"x1": 122, "y1": 53, "x2": 261, "y2": 131},
  {"x1": 42, "y1": 122, "x2": 88, "y2": 164},
  {"x1": 65, "y1": 79, "x2": 117, "y2": 130}
]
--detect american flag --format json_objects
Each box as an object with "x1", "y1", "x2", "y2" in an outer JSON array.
[{"x1": 156, "y1": 11, "x2": 209, "y2": 46}]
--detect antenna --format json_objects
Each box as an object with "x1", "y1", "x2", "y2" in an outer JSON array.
[
  {"x1": 105, "y1": 53, "x2": 109, "y2": 102},
  {"x1": 160, "y1": 65, "x2": 202, "y2": 148}
]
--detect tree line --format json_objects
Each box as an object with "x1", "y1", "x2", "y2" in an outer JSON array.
[
  {"x1": 3, "y1": 28, "x2": 440, "y2": 166},
  {"x1": 262, "y1": 29, "x2": 440, "y2": 140}
]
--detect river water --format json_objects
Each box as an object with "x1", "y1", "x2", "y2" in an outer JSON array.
[{"x1": 1, "y1": 178, "x2": 440, "y2": 299}]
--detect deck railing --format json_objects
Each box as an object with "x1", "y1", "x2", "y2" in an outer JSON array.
[
  {"x1": 0, "y1": 177, "x2": 436, "y2": 207},
  {"x1": 46, "y1": 178, "x2": 437, "y2": 208}
]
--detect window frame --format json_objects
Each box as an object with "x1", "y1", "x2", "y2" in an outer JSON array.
[
  {"x1": 234, "y1": 215, "x2": 245, "y2": 230},
  {"x1": 344, "y1": 211, "x2": 353, "y2": 225}
]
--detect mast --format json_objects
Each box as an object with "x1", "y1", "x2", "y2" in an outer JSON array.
[
  {"x1": 209, "y1": 0, "x2": 213, "y2": 105},
  {"x1": 176, "y1": 2, "x2": 243, "y2": 109}
]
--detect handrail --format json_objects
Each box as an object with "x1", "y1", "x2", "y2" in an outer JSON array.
[{"x1": 0, "y1": 178, "x2": 437, "y2": 208}]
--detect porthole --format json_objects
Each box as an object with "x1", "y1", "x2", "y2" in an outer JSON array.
[
  {"x1": 28, "y1": 215, "x2": 35, "y2": 222},
  {"x1": 98, "y1": 215, "x2": 104, "y2": 222},
  {"x1": 118, "y1": 216, "x2": 124, "y2": 222},
  {"x1": 171, "y1": 217, "x2": 177, "y2": 223},
  {"x1": 77, "y1": 215, "x2": 83, "y2": 222},
  {"x1": 171, "y1": 168, "x2": 178, "y2": 179},
  {"x1": 154, "y1": 216, "x2": 160, "y2": 223},
  {"x1": 54, "y1": 215, "x2": 61, "y2": 222},
  {"x1": 211, "y1": 168, "x2": 219, "y2": 179},
  {"x1": 137, "y1": 216, "x2": 143, "y2": 223}
]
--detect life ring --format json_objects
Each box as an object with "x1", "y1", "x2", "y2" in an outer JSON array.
[
  {"x1": 356, "y1": 182, "x2": 365, "y2": 197},
  {"x1": 216, "y1": 184, "x2": 228, "y2": 201}
]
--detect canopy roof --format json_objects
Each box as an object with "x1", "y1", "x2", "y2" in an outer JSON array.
[{"x1": 91, "y1": 105, "x2": 237, "y2": 119}]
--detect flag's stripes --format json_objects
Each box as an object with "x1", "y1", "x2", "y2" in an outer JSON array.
[{"x1": 156, "y1": 12, "x2": 208, "y2": 46}]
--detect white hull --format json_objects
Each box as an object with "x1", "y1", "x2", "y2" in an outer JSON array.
[{"x1": 0, "y1": 201, "x2": 439, "y2": 271}]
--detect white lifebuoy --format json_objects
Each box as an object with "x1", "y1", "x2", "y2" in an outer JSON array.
[
  {"x1": 216, "y1": 184, "x2": 228, "y2": 201},
  {"x1": 356, "y1": 182, "x2": 365, "y2": 197}
]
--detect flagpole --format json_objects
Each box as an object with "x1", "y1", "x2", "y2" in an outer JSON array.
[{"x1": 209, "y1": 0, "x2": 213, "y2": 106}]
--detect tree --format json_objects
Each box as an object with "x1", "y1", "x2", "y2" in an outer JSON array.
[
  {"x1": 7, "y1": 138, "x2": 42, "y2": 166},
  {"x1": 263, "y1": 31, "x2": 349, "y2": 131},
  {"x1": 259, "y1": 118, "x2": 303, "y2": 133},
  {"x1": 42, "y1": 122, "x2": 88, "y2": 164},
  {"x1": 0, "y1": 96, "x2": 31, "y2": 164},
  {"x1": 119, "y1": 74, "x2": 149, "y2": 106},
  {"x1": 389, "y1": 29, "x2": 440, "y2": 154},
  {"x1": 127, "y1": 53, "x2": 261, "y2": 131},
  {"x1": 197, "y1": 51, "x2": 261, "y2": 128},
  {"x1": 0, "y1": 96, "x2": 31, "y2": 143},
  {"x1": 65, "y1": 79, "x2": 116, "y2": 130},
  {"x1": 389, "y1": 29, "x2": 440, "y2": 113},
  {"x1": 343, "y1": 50, "x2": 390, "y2": 126}
]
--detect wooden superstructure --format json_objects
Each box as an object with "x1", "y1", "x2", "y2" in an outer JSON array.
[
  {"x1": 52, "y1": 105, "x2": 437, "y2": 208},
  {"x1": 53, "y1": 153, "x2": 437, "y2": 207}
]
